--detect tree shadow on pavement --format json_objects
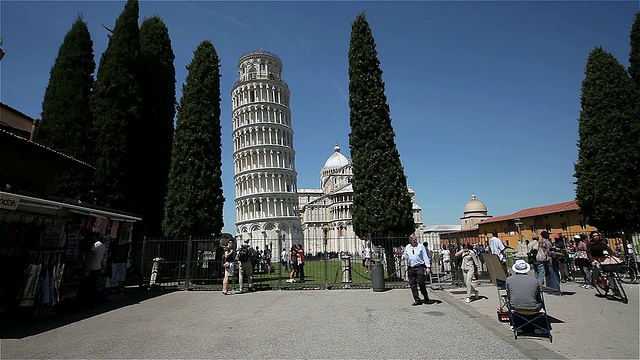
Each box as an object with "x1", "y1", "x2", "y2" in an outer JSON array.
[{"x1": 0, "y1": 288, "x2": 175, "y2": 339}]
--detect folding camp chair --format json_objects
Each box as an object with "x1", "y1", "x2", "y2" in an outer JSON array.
[
  {"x1": 506, "y1": 288, "x2": 553, "y2": 343},
  {"x1": 483, "y1": 254, "x2": 510, "y2": 322}
]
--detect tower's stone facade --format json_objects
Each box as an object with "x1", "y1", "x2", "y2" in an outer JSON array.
[{"x1": 232, "y1": 49, "x2": 302, "y2": 253}]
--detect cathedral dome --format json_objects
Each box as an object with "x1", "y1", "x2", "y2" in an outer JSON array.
[
  {"x1": 463, "y1": 194, "x2": 487, "y2": 214},
  {"x1": 322, "y1": 144, "x2": 349, "y2": 171}
]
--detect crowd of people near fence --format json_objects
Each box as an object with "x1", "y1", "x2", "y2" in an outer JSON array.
[
  {"x1": 432, "y1": 230, "x2": 637, "y2": 292},
  {"x1": 142, "y1": 229, "x2": 637, "y2": 295}
]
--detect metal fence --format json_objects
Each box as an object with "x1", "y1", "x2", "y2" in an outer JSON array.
[
  {"x1": 139, "y1": 236, "x2": 452, "y2": 291},
  {"x1": 139, "y1": 231, "x2": 639, "y2": 291}
]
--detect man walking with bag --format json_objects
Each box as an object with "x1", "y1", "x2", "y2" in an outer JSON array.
[{"x1": 527, "y1": 233, "x2": 546, "y2": 286}]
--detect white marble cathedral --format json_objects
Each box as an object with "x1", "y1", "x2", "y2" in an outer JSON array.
[
  {"x1": 298, "y1": 145, "x2": 425, "y2": 255},
  {"x1": 232, "y1": 49, "x2": 302, "y2": 255}
]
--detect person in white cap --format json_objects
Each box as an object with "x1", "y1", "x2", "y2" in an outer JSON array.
[
  {"x1": 506, "y1": 259, "x2": 541, "y2": 312},
  {"x1": 506, "y1": 259, "x2": 547, "y2": 334}
]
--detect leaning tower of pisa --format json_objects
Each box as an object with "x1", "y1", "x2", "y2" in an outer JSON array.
[{"x1": 232, "y1": 49, "x2": 302, "y2": 253}]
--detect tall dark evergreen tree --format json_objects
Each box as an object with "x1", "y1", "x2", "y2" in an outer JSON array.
[
  {"x1": 347, "y1": 12, "x2": 414, "y2": 241},
  {"x1": 162, "y1": 40, "x2": 224, "y2": 238},
  {"x1": 34, "y1": 15, "x2": 95, "y2": 199},
  {"x1": 91, "y1": 0, "x2": 141, "y2": 210},
  {"x1": 574, "y1": 47, "x2": 640, "y2": 233},
  {"x1": 137, "y1": 16, "x2": 176, "y2": 237},
  {"x1": 629, "y1": 12, "x2": 640, "y2": 88}
]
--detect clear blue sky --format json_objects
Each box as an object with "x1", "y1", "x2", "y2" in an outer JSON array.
[{"x1": 1, "y1": 1, "x2": 637, "y2": 235}]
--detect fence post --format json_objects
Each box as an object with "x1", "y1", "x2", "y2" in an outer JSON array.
[
  {"x1": 185, "y1": 236, "x2": 192, "y2": 290},
  {"x1": 140, "y1": 237, "x2": 147, "y2": 288},
  {"x1": 324, "y1": 230, "x2": 329, "y2": 290}
]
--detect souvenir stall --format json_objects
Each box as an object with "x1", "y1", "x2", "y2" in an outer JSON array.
[{"x1": 0, "y1": 191, "x2": 140, "y2": 320}]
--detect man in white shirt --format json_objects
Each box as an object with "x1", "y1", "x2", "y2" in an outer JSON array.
[
  {"x1": 86, "y1": 235, "x2": 106, "y2": 273},
  {"x1": 280, "y1": 248, "x2": 289, "y2": 272},
  {"x1": 402, "y1": 235, "x2": 432, "y2": 306},
  {"x1": 440, "y1": 246, "x2": 451, "y2": 274},
  {"x1": 489, "y1": 231, "x2": 507, "y2": 264},
  {"x1": 82, "y1": 232, "x2": 106, "y2": 306},
  {"x1": 363, "y1": 244, "x2": 372, "y2": 273}
]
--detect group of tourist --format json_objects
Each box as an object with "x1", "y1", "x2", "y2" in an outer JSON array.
[
  {"x1": 221, "y1": 230, "x2": 631, "y2": 305},
  {"x1": 525, "y1": 231, "x2": 561, "y2": 294},
  {"x1": 526, "y1": 230, "x2": 618, "y2": 292},
  {"x1": 285, "y1": 244, "x2": 306, "y2": 283}
]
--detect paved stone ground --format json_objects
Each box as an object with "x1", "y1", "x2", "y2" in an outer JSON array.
[
  {"x1": 1, "y1": 275, "x2": 637, "y2": 359},
  {"x1": 2, "y1": 288, "x2": 528, "y2": 359},
  {"x1": 440, "y1": 273, "x2": 639, "y2": 360}
]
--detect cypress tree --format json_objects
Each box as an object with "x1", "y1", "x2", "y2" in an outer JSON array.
[
  {"x1": 162, "y1": 40, "x2": 224, "y2": 238},
  {"x1": 347, "y1": 12, "x2": 414, "y2": 241},
  {"x1": 91, "y1": 0, "x2": 141, "y2": 210},
  {"x1": 34, "y1": 15, "x2": 95, "y2": 199},
  {"x1": 574, "y1": 47, "x2": 640, "y2": 233},
  {"x1": 629, "y1": 12, "x2": 640, "y2": 88},
  {"x1": 137, "y1": 16, "x2": 176, "y2": 237}
]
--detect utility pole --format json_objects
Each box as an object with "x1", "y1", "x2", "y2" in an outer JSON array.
[{"x1": 514, "y1": 218, "x2": 524, "y2": 256}]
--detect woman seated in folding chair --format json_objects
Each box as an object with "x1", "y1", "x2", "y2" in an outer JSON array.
[{"x1": 506, "y1": 260, "x2": 552, "y2": 340}]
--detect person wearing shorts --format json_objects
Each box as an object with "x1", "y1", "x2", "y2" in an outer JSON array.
[{"x1": 222, "y1": 241, "x2": 235, "y2": 295}]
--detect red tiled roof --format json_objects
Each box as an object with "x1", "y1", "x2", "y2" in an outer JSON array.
[{"x1": 479, "y1": 200, "x2": 579, "y2": 225}]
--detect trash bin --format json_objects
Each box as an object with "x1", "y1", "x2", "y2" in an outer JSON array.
[
  {"x1": 506, "y1": 251, "x2": 516, "y2": 269},
  {"x1": 341, "y1": 255, "x2": 352, "y2": 283},
  {"x1": 371, "y1": 259, "x2": 385, "y2": 292}
]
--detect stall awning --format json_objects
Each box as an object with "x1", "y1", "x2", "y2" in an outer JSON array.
[{"x1": 0, "y1": 191, "x2": 141, "y2": 222}]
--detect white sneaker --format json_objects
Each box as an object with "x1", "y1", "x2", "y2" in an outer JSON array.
[
  {"x1": 465, "y1": 297, "x2": 471, "y2": 303},
  {"x1": 584, "y1": 284, "x2": 592, "y2": 289}
]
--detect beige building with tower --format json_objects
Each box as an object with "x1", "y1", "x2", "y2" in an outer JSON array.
[
  {"x1": 298, "y1": 144, "x2": 425, "y2": 255},
  {"x1": 461, "y1": 194, "x2": 492, "y2": 230}
]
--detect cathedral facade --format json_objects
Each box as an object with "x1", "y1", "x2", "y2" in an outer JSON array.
[
  {"x1": 298, "y1": 145, "x2": 425, "y2": 255},
  {"x1": 232, "y1": 49, "x2": 302, "y2": 255}
]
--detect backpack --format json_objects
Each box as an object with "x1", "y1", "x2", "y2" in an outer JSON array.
[
  {"x1": 248, "y1": 247, "x2": 260, "y2": 264},
  {"x1": 237, "y1": 245, "x2": 250, "y2": 262}
]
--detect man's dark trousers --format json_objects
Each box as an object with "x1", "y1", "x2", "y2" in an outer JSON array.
[{"x1": 408, "y1": 265, "x2": 429, "y2": 302}]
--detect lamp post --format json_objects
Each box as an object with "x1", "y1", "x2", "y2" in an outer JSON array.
[
  {"x1": 323, "y1": 226, "x2": 328, "y2": 289},
  {"x1": 514, "y1": 218, "x2": 524, "y2": 256},
  {"x1": 274, "y1": 228, "x2": 281, "y2": 278}
]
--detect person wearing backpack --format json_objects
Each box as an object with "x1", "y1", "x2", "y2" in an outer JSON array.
[
  {"x1": 528, "y1": 233, "x2": 545, "y2": 286},
  {"x1": 237, "y1": 239, "x2": 254, "y2": 292},
  {"x1": 539, "y1": 231, "x2": 560, "y2": 295}
]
